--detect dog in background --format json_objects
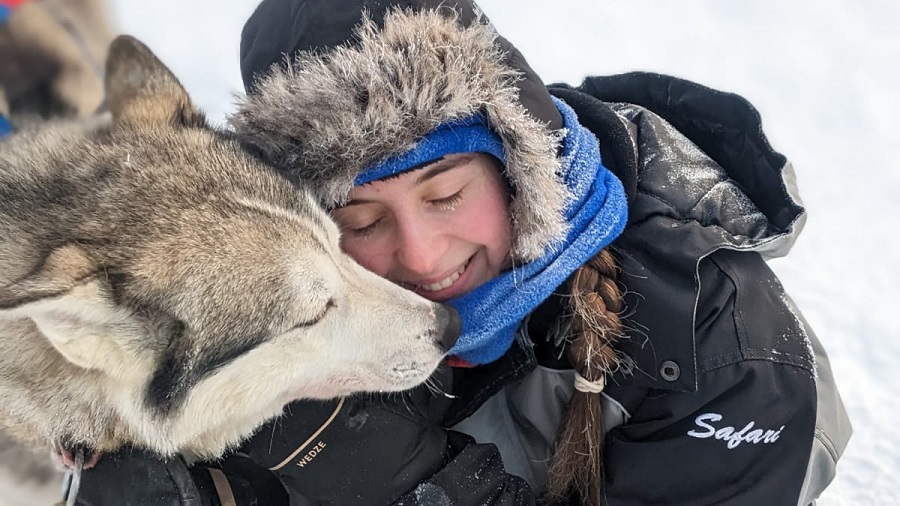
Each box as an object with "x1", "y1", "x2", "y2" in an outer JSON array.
[
  {"x1": 0, "y1": 0, "x2": 113, "y2": 125},
  {"x1": 0, "y1": 34, "x2": 459, "y2": 503},
  {"x1": 1, "y1": 1, "x2": 115, "y2": 502}
]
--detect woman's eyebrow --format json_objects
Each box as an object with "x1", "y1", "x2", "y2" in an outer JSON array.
[
  {"x1": 414, "y1": 155, "x2": 473, "y2": 186},
  {"x1": 340, "y1": 155, "x2": 474, "y2": 207}
]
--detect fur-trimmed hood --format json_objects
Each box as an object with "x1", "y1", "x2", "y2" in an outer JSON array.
[{"x1": 231, "y1": 5, "x2": 568, "y2": 261}]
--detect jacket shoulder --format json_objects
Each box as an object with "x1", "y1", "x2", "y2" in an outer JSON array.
[{"x1": 696, "y1": 248, "x2": 816, "y2": 374}]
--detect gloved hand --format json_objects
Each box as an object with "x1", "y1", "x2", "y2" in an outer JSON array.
[
  {"x1": 71, "y1": 448, "x2": 210, "y2": 506},
  {"x1": 71, "y1": 447, "x2": 289, "y2": 506},
  {"x1": 239, "y1": 367, "x2": 454, "y2": 506}
]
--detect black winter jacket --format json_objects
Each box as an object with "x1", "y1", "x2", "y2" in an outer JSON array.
[{"x1": 191, "y1": 72, "x2": 851, "y2": 506}]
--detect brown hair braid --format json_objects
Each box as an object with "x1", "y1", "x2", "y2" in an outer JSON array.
[{"x1": 545, "y1": 247, "x2": 624, "y2": 506}]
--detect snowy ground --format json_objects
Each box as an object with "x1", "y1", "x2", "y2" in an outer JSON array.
[{"x1": 104, "y1": 1, "x2": 898, "y2": 504}]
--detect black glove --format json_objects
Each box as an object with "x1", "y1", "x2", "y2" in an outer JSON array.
[
  {"x1": 72, "y1": 448, "x2": 211, "y2": 506},
  {"x1": 72, "y1": 447, "x2": 288, "y2": 506},
  {"x1": 240, "y1": 367, "x2": 454, "y2": 506}
]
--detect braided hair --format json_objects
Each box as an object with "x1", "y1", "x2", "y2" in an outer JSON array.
[{"x1": 546, "y1": 248, "x2": 624, "y2": 505}]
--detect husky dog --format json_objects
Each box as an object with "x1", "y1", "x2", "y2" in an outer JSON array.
[{"x1": 0, "y1": 32, "x2": 458, "y2": 487}]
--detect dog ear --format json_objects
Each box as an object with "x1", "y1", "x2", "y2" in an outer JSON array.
[
  {"x1": 0, "y1": 244, "x2": 132, "y2": 373},
  {"x1": 104, "y1": 34, "x2": 206, "y2": 128}
]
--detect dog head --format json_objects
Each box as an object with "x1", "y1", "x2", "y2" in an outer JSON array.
[{"x1": 0, "y1": 35, "x2": 459, "y2": 457}]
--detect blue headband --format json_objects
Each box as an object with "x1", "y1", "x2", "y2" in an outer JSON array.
[{"x1": 354, "y1": 115, "x2": 506, "y2": 185}]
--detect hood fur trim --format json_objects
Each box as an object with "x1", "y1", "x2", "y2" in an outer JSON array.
[{"x1": 230, "y1": 7, "x2": 567, "y2": 261}]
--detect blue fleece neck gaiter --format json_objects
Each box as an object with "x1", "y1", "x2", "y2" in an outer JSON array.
[{"x1": 447, "y1": 97, "x2": 628, "y2": 365}]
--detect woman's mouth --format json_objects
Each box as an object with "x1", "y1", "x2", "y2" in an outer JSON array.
[{"x1": 418, "y1": 259, "x2": 470, "y2": 293}]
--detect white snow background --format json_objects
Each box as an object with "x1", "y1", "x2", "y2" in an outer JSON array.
[{"x1": 105, "y1": 1, "x2": 899, "y2": 504}]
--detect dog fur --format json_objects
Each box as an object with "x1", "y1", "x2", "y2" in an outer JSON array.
[
  {"x1": 0, "y1": 32, "x2": 457, "y2": 478},
  {"x1": 1, "y1": 2, "x2": 116, "y2": 502}
]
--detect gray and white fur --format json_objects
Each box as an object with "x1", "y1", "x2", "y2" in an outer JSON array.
[
  {"x1": 231, "y1": 8, "x2": 568, "y2": 261},
  {"x1": 0, "y1": 34, "x2": 458, "y2": 474}
]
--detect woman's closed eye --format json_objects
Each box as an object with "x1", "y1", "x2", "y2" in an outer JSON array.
[
  {"x1": 428, "y1": 189, "x2": 464, "y2": 210},
  {"x1": 345, "y1": 217, "x2": 382, "y2": 238}
]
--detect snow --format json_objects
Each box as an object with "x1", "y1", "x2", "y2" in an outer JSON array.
[{"x1": 103, "y1": 1, "x2": 898, "y2": 504}]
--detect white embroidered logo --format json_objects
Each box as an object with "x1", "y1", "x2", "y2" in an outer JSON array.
[{"x1": 686, "y1": 413, "x2": 785, "y2": 449}]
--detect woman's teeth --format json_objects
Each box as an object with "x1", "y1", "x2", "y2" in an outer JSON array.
[{"x1": 420, "y1": 262, "x2": 467, "y2": 292}]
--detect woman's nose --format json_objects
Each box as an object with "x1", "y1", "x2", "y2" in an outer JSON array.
[{"x1": 395, "y1": 217, "x2": 444, "y2": 275}]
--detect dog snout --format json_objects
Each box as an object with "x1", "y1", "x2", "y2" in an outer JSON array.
[{"x1": 436, "y1": 304, "x2": 461, "y2": 352}]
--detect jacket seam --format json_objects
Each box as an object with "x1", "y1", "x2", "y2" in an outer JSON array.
[
  {"x1": 698, "y1": 347, "x2": 815, "y2": 366},
  {"x1": 815, "y1": 427, "x2": 840, "y2": 463},
  {"x1": 698, "y1": 357, "x2": 818, "y2": 378}
]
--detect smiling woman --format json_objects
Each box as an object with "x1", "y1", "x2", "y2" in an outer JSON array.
[{"x1": 333, "y1": 153, "x2": 513, "y2": 302}]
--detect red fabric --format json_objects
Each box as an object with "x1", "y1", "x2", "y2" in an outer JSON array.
[
  {"x1": 0, "y1": 0, "x2": 27, "y2": 8},
  {"x1": 446, "y1": 356, "x2": 476, "y2": 369}
]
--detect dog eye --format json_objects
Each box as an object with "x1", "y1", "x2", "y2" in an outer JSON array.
[{"x1": 289, "y1": 298, "x2": 335, "y2": 331}]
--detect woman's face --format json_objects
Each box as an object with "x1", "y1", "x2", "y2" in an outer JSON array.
[{"x1": 332, "y1": 153, "x2": 514, "y2": 302}]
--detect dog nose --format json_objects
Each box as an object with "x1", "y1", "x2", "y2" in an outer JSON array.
[{"x1": 437, "y1": 304, "x2": 461, "y2": 352}]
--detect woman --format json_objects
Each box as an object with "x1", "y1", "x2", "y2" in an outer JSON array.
[{"x1": 75, "y1": 0, "x2": 850, "y2": 504}]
